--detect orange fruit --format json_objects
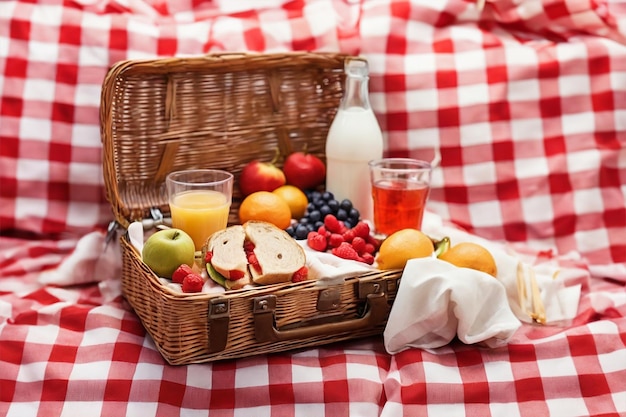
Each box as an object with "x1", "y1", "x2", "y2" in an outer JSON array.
[
  {"x1": 376, "y1": 229, "x2": 434, "y2": 270},
  {"x1": 438, "y1": 242, "x2": 498, "y2": 277},
  {"x1": 238, "y1": 191, "x2": 292, "y2": 230},
  {"x1": 272, "y1": 185, "x2": 308, "y2": 220}
]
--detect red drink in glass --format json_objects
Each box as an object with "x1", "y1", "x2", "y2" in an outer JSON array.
[{"x1": 371, "y1": 179, "x2": 430, "y2": 236}]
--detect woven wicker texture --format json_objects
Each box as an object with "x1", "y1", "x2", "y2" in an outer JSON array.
[
  {"x1": 102, "y1": 52, "x2": 347, "y2": 227},
  {"x1": 102, "y1": 53, "x2": 402, "y2": 365}
]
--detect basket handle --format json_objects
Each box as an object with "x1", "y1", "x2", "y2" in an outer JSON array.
[{"x1": 253, "y1": 292, "x2": 389, "y2": 343}]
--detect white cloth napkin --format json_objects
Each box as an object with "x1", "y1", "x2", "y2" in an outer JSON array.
[
  {"x1": 384, "y1": 257, "x2": 522, "y2": 353},
  {"x1": 420, "y1": 211, "x2": 583, "y2": 326}
]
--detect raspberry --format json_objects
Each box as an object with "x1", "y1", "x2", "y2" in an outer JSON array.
[
  {"x1": 331, "y1": 242, "x2": 360, "y2": 261},
  {"x1": 317, "y1": 225, "x2": 329, "y2": 237},
  {"x1": 172, "y1": 264, "x2": 194, "y2": 284},
  {"x1": 324, "y1": 214, "x2": 343, "y2": 233},
  {"x1": 291, "y1": 266, "x2": 309, "y2": 283},
  {"x1": 351, "y1": 236, "x2": 367, "y2": 255},
  {"x1": 352, "y1": 221, "x2": 370, "y2": 239},
  {"x1": 182, "y1": 273, "x2": 204, "y2": 293},
  {"x1": 328, "y1": 233, "x2": 345, "y2": 248},
  {"x1": 366, "y1": 234, "x2": 381, "y2": 251},
  {"x1": 360, "y1": 253, "x2": 375, "y2": 265},
  {"x1": 364, "y1": 243, "x2": 376, "y2": 255},
  {"x1": 342, "y1": 228, "x2": 356, "y2": 243},
  {"x1": 307, "y1": 231, "x2": 328, "y2": 252}
]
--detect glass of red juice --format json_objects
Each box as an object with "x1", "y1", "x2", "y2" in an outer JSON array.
[{"x1": 368, "y1": 158, "x2": 432, "y2": 237}]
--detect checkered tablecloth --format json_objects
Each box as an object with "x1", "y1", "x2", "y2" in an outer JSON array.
[
  {"x1": 1, "y1": 0, "x2": 626, "y2": 416},
  {"x1": 1, "y1": 235, "x2": 625, "y2": 416}
]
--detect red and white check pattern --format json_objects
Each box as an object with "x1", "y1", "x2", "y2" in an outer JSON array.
[
  {"x1": 1, "y1": 0, "x2": 625, "y2": 271},
  {"x1": 1, "y1": 0, "x2": 625, "y2": 416},
  {"x1": 1, "y1": 241, "x2": 625, "y2": 417}
]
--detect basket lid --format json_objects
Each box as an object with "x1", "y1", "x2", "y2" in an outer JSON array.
[{"x1": 100, "y1": 52, "x2": 348, "y2": 228}]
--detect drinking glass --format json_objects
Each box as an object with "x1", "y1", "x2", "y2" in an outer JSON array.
[
  {"x1": 166, "y1": 169, "x2": 233, "y2": 250},
  {"x1": 368, "y1": 158, "x2": 432, "y2": 237}
]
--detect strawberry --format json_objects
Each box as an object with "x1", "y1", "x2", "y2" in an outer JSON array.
[
  {"x1": 351, "y1": 236, "x2": 367, "y2": 255},
  {"x1": 331, "y1": 242, "x2": 359, "y2": 261},
  {"x1": 328, "y1": 233, "x2": 345, "y2": 248},
  {"x1": 244, "y1": 240, "x2": 255, "y2": 253},
  {"x1": 172, "y1": 264, "x2": 194, "y2": 284},
  {"x1": 248, "y1": 252, "x2": 262, "y2": 274},
  {"x1": 307, "y1": 231, "x2": 327, "y2": 252},
  {"x1": 204, "y1": 251, "x2": 214, "y2": 263},
  {"x1": 182, "y1": 273, "x2": 204, "y2": 293},
  {"x1": 324, "y1": 214, "x2": 343, "y2": 233},
  {"x1": 228, "y1": 269, "x2": 246, "y2": 280},
  {"x1": 291, "y1": 266, "x2": 309, "y2": 283}
]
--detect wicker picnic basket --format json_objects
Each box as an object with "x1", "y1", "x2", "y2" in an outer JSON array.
[{"x1": 100, "y1": 52, "x2": 402, "y2": 365}]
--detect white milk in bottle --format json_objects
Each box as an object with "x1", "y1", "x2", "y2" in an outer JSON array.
[{"x1": 325, "y1": 58, "x2": 383, "y2": 223}]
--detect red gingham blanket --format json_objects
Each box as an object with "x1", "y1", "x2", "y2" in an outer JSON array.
[{"x1": 1, "y1": 0, "x2": 625, "y2": 416}]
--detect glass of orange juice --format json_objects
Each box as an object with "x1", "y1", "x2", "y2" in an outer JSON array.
[
  {"x1": 166, "y1": 169, "x2": 234, "y2": 251},
  {"x1": 368, "y1": 158, "x2": 432, "y2": 238}
]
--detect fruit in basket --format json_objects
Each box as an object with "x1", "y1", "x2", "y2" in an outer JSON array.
[
  {"x1": 438, "y1": 242, "x2": 498, "y2": 277},
  {"x1": 272, "y1": 185, "x2": 308, "y2": 220},
  {"x1": 142, "y1": 228, "x2": 195, "y2": 278},
  {"x1": 376, "y1": 229, "x2": 434, "y2": 270},
  {"x1": 286, "y1": 191, "x2": 361, "y2": 239},
  {"x1": 239, "y1": 191, "x2": 292, "y2": 230},
  {"x1": 282, "y1": 151, "x2": 326, "y2": 191},
  {"x1": 239, "y1": 156, "x2": 286, "y2": 197},
  {"x1": 305, "y1": 214, "x2": 378, "y2": 264},
  {"x1": 205, "y1": 221, "x2": 308, "y2": 289},
  {"x1": 182, "y1": 273, "x2": 204, "y2": 293},
  {"x1": 172, "y1": 264, "x2": 195, "y2": 284}
]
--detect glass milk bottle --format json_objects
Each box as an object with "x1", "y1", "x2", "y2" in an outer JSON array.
[{"x1": 325, "y1": 57, "x2": 383, "y2": 224}]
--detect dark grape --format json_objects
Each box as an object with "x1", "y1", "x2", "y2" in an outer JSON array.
[
  {"x1": 308, "y1": 210, "x2": 322, "y2": 223},
  {"x1": 320, "y1": 205, "x2": 332, "y2": 217},
  {"x1": 294, "y1": 224, "x2": 310, "y2": 239},
  {"x1": 288, "y1": 193, "x2": 361, "y2": 240},
  {"x1": 349, "y1": 208, "x2": 360, "y2": 221},
  {"x1": 327, "y1": 199, "x2": 339, "y2": 212}
]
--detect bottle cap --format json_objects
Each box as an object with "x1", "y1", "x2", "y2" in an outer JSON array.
[{"x1": 345, "y1": 57, "x2": 369, "y2": 78}]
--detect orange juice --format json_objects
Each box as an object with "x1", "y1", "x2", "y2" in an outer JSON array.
[
  {"x1": 371, "y1": 179, "x2": 429, "y2": 236},
  {"x1": 170, "y1": 190, "x2": 230, "y2": 250}
]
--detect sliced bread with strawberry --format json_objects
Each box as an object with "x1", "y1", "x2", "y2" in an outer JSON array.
[
  {"x1": 243, "y1": 220, "x2": 307, "y2": 285},
  {"x1": 205, "y1": 221, "x2": 308, "y2": 290},
  {"x1": 205, "y1": 225, "x2": 251, "y2": 290}
]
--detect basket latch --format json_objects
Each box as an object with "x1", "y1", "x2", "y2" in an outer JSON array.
[
  {"x1": 207, "y1": 297, "x2": 230, "y2": 353},
  {"x1": 316, "y1": 287, "x2": 341, "y2": 311}
]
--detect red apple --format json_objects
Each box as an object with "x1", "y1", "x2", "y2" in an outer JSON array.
[
  {"x1": 239, "y1": 160, "x2": 286, "y2": 196},
  {"x1": 283, "y1": 151, "x2": 326, "y2": 191}
]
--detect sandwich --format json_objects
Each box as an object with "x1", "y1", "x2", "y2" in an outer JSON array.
[{"x1": 205, "y1": 220, "x2": 308, "y2": 290}]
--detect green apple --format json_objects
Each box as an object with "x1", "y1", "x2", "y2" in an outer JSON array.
[{"x1": 142, "y1": 228, "x2": 195, "y2": 278}]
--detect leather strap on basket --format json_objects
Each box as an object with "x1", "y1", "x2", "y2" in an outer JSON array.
[{"x1": 252, "y1": 292, "x2": 389, "y2": 343}]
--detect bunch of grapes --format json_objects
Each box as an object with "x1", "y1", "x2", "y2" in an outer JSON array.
[{"x1": 285, "y1": 190, "x2": 361, "y2": 240}]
